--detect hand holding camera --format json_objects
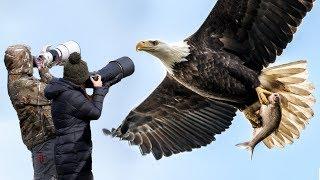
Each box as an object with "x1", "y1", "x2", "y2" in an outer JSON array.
[
  {"x1": 34, "y1": 56, "x2": 45, "y2": 70},
  {"x1": 90, "y1": 73, "x2": 123, "y2": 89},
  {"x1": 90, "y1": 75, "x2": 103, "y2": 88}
]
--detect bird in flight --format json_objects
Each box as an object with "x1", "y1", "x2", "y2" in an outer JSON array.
[{"x1": 104, "y1": 0, "x2": 315, "y2": 160}]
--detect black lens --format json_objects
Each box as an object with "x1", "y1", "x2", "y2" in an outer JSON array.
[
  {"x1": 86, "y1": 56, "x2": 135, "y2": 88},
  {"x1": 49, "y1": 49, "x2": 59, "y2": 62}
]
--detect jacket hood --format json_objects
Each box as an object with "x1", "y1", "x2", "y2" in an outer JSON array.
[
  {"x1": 45, "y1": 78, "x2": 85, "y2": 100},
  {"x1": 4, "y1": 45, "x2": 33, "y2": 75}
]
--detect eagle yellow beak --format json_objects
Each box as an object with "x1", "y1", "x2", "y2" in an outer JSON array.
[
  {"x1": 136, "y1": 41, "x2": 153, "y2": 52},
  {"x1": 136, "y1": 41, "x2": 146, "y2": 51}
]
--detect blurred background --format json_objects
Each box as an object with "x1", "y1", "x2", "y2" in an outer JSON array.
[{"x1": 0, "y1": 0, "x2": 319, "y2": 179}]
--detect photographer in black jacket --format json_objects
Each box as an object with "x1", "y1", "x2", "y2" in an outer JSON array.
[{"x1": 45, "y1": 53, "x2": 116, "y2": 180}]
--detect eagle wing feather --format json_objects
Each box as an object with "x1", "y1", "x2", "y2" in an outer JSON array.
[
  {"x1": 104, "y1": 75, "x2": 237, "y2": 160},
  {"x1": 187, "y1": 0, "x2": 314, "y2": 71}
]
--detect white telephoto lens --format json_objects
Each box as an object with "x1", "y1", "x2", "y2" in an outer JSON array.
[{"x1": 56, "y1": 41, "x2": 81, "y2": 61}]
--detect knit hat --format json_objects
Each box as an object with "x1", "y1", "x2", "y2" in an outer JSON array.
[{"x1": 63, "y1": 52, "x2": 89, "y2": 85}]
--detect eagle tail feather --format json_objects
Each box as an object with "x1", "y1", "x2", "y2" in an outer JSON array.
[{"x1": 258, "y1": 60, "x2": 315, "y2": 149}]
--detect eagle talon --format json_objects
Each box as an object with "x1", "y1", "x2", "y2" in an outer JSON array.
[
  {"x1": 256, "y1": 86, "x2": 272, "y2": 105},
  {"x1": 243, "y1": 104, "x2": 263, "y2": 128}
]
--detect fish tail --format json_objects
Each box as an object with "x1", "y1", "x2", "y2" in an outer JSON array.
[
  {"x1": 102, "y1": 128, "x2": 112, "y2": 136},
  {"x1": 236, "y1": 142, "x2": 254, "y2": 160},
  {"x1": 102, "y1": 128, "x2": 117, "y2": 137}
]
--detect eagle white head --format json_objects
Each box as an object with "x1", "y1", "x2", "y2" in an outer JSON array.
[{"x1": 136, "y1": 40, "x2": 190, "y2": 73}]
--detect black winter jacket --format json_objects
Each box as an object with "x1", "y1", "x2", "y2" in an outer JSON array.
[{"x1": 45, "y1": 78, "x2": 109, "y2": 180}]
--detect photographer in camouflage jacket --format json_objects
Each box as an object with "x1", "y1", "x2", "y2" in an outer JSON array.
[{"x1": 4, "y1": 45, "x2": 57, "y2": 180}]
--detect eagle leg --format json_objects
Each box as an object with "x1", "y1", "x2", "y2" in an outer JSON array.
[
  {"x1": 256, "y1": 86, "x2": 272, "y2": 105},
  {"x1": 243, "y1": 102, "x2": 262, "y2": 128}
]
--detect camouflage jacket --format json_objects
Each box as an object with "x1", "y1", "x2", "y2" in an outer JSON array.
[{"x1": 4, "y1": 45, "x2": 55, "y2": 150}]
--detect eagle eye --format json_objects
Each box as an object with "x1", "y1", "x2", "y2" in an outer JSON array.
[{"x1": 151, "y1": 40, "x2": 159, "y2": 46}]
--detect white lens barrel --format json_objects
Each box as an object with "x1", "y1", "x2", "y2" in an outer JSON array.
[
  {"x1": 41, "y1": 41, "x2": 81, "y2": 67},
  {"x1": 56, "y1": 41, "x2": 81, "y2": 61},
  {"x1": 41, "y1": 52, "x2": 54, "y2": 66}
]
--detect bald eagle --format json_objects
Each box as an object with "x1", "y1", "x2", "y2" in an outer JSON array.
[{"x1": 104, "y1": 0, "x2": 315, "y2": 160}]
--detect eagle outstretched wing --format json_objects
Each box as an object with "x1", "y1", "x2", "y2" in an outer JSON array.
[
  {"x1": 104, "y1": 75, "x2": 237, "y2": 160},
  {"x1": 188, "y1": 0, "x2": 314, "y2": 72}
]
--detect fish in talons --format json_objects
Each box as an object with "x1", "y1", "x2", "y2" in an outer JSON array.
[{"x1": 237, "y1": 93, "x2": 282, "y2": 159}]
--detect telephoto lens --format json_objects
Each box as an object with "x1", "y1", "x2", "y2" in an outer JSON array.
[
  {"x1": 86, "y1": 56, "x2": 135, "y2": 88},
  {"x1": 36, "y1": 41, "x2": 81, "y2": 68}
]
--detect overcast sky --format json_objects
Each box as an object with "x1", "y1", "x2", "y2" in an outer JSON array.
[{"x1": 0, "y1": 0, "x2": 319, "y2": 180}]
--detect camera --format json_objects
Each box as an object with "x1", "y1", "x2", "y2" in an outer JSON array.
[
  {"x1": 36, "y1": 41, "x2": 81, "y2": 68},
  {"x1": 86, "y1": 56, "x2": 135, "y2": 88},
  {"x1": 34, "y1": 41, "x2": 135, "y2": 87}
]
